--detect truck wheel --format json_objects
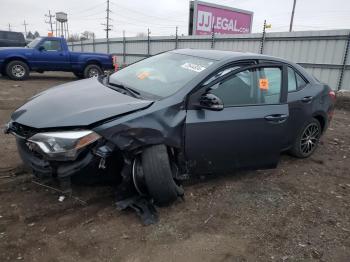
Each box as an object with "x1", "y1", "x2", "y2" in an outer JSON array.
[
  {"x1": 141, "y1": 145, "x2": 183, "y2": 206},
  {"x1": 6, "y1": 60, "x2": 29, "y2": 80},
  {"x1": 84, "y1": 64, "x2": 103, "y2": 78},
  {"x1": 289, "y1": 118, "x2": 321, "y2": 158},
  {"x1": 73, "y1": 72, "x2": 84, "y2": 79}
]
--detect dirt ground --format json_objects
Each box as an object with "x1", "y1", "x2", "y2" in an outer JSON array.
[{"x1": 0, "y1": 72, "x2": 349, "y2": 262}]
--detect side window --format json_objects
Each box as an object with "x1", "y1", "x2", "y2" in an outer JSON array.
[
  {"x1": 210, "y1": 67, "x2": 282, "y2": 107},
  {"x1": 42, "y1": 40, "x2": 61, "y2": 51},
  {"x1": 287, "y1": 67, "x2": 297, "y2": 92},
  {"x1": 296, "y1": 72, "x2": 307, "y2": 89},
  {"x1": 203, "y1": 66, "x2": 240, "y2": 85},
  {"x1": 288, "y1": 66, "x2": 307, "y2": 92}
]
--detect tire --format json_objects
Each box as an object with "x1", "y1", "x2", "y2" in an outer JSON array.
[
  {"x1": 6, "y1": 60, "x2": 29, "y2": 80},
  {"x1": 141, "y1": 145, "x2": 181, "y2": 206},
  {"x1": 289, "y1": 118, "x2": 322, "y2": 158},
  {"x1": 83, "y1": 64, "x2": 103, "y2": 78},
  {"x1": 73, "y1": 72, "x2": 84, "y2": 79}
]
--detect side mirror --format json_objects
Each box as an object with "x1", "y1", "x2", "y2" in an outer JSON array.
[
  {"x1": 197, "y1": 93, "x2": 224, "y2": 111},
  {"x1": 38, "y1": 46, "x2": 45, "y2": 52}
]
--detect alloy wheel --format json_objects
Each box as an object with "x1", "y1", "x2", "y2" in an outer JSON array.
[
  {"x1": 12, "y1": 65, "x2": 25, "y2": 78},
  {"x1": 88, "y1": 68, "x2": 100, "y2": 78},
  {"x1": 300, "y1": 122, "x2": 320, "y2": 155}
]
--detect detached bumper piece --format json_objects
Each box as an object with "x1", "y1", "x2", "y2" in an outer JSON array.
[{"x1": 116, "y1": 196, "x2": 158, "y2": 225}]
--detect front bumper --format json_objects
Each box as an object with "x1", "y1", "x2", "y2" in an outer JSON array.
[{"x1": 16, "y1": 137, "x2": 100, "y2": 179}]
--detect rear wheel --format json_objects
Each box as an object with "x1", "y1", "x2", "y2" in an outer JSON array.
[
  {"x1": 290, "y1": 118, "x2": 321, "y2": 158},
  {"x1": 140, "y1": 145, "x2": 183, "y2": 206},
  {"x1": 6, "y1": 60, "x2": 29, "y2": 80},
  {"x1": 83, "y1": 64, "x2": 103, "y2": 78}
]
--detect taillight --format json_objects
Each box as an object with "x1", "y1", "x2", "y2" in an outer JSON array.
[{"x1": 329, "y1": 90, "x2": 336, "y2": 101}]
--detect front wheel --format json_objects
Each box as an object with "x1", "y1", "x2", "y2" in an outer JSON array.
[
  {"x1": 290, "y1": 118, "x2": 322, "y2": 158},
  {"x1": 141, "y1": 145, "x2": 183, "y2": 206},
  {"x1": 83, "y1": 64, "x2": 103, "y2": 78},
  {"x1": 6, "y1": 60, "x2": 29, "y2": 80}
]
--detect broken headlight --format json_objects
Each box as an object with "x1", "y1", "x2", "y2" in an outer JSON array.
[{"x1": 27, "y1": 130, "x2": 101, "y2": 161}]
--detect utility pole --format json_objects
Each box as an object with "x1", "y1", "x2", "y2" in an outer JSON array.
[
  {"x1": 45, "y1": 10, "x2": 55, "y2": 34},
  {"x1": 260, "y1": 20, "x2": 267, "y2": 54},
  {"x1": 102, "y1": 0, "x2": 112, "y2": 39},
  {"x1": 101, "y1": 0, "x2": 112, "y2": 53},
  {"x1": 175, "y1": 26, "x2": 178, "y2": 49},
  {"x1": 289, "y1": 0, "x2": 297, "y2": 32},
  {"x1": 23, "y1": 20, "x2": 29, "y2": 37},
  {"x1": 147, "y1": 28, "x2": 151, "y2": 56},
  {"x1": 8, "y1": 23, "x2": 11, "y2": 31}
]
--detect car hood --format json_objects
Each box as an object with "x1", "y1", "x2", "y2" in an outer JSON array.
[{"x1": 11, "y1": 77, "x2": 153, "y2": 129}]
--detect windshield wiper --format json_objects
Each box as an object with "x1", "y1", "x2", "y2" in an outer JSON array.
[{"x1": 107, "y1": 77, "x2": 142, "y2": 99}]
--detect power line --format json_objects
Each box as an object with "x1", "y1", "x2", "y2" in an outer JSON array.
[{"x1": 45, "y1": 10, "x2": 55, "y2": 34}]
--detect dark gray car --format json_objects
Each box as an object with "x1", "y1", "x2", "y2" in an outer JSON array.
[{"x1": 5, "y1": 49, "x2": 336, "y2": 205}]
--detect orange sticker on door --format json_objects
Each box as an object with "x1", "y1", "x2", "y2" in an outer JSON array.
[{"x1": 259, "y1": 78, "x2": 269, "y2": 90}]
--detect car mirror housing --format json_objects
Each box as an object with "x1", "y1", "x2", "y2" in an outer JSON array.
[
  {"x1": 38, "y1": 46, "x2": 45, "y2": 52},
  {"x1": 197, "y1": 93, "x2": 224, "y2": 111}
]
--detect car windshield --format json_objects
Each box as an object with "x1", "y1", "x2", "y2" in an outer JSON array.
[
  {"x1": 26, "y1": 38, "x2": 42, "y2": 48},
  {"x1": 109, "y1": 52, "x2": 215, "y2": 98}
]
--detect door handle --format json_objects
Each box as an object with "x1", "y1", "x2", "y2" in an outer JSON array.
[
  {"x1": 264, "y1": 114, "x2": 288, "y2": 123},
  {"x1": 301, "y1": 96, "x2": 313, "y2": 103}
]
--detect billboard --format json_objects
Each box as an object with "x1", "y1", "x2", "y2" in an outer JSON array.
[{"x1": 189, "y1": 1, "x2": 253, "y2": 35}]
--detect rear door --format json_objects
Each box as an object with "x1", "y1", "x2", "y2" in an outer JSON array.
[
  {"x1": 185, "y1": 64, "x2": 289, "y2": 174},
  {"x1": 33, "y1": 39, "x2": 70, "y2": 70}
]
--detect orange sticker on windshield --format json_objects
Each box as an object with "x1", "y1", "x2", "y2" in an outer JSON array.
[
  {"x1": 259, "y1": 78, "x2": 269, "y2": 90},
  {"x1": 137, "y1": 71, "x2": 150, "y2": 80}
]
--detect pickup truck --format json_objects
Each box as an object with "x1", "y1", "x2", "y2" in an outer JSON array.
[{"x1": 0, "y1": 37, "x2": 114, "y2": 80}]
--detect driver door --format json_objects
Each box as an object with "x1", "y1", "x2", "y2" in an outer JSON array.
[
  {"x1": 33, "y1": 39, "x2": 70, "y2": 71},
  {"x1": 185, "y1": 64, "x2": 289, "y2": 174}
]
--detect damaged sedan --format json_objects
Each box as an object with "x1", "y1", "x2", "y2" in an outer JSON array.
[{"x1": 5, "y1": 49, "x2": 335, "y2": 206}]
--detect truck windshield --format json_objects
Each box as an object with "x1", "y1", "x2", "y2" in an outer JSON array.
[
  {"x1": 109, "y1": 52, "x2": 215, "y2": 98},
  {"x1": 26, "y1": 38, "x2": 42, "y2": 48}
]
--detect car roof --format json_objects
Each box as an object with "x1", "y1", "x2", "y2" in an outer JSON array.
[
  {"x1": 170, "y1": 49, "x2": 316, "y2": 83},
  {"x1": 171, "y1": 48, "x2": 287, "y2": 63}
]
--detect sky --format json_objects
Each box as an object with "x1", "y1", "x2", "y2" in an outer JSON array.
[{"x1": 0, "y1": 0, "x2": 350, "y2": 39}]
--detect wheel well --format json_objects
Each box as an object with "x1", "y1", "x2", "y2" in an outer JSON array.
[
  {"x1": 4, "y1": 57, "x2": 30, "y2": 69},
  {"x1": 313, "y1": 115, "x2": 325, "y2": 132},
  {"x1": 85, "y1": 60, "x2": 102, "y2": 69}
]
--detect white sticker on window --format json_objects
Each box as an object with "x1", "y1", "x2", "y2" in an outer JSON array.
[{"x1": 181, "y1": 63, "x2": 206, "y2": 72}]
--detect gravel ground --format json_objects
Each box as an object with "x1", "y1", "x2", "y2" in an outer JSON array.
[{"x1": 0, "y1": 72, "x2": 349, "y2": 262}]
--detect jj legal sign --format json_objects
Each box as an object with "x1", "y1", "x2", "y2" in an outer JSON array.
[{"x1": 189, "y1": 1, "x2": 253, "y2": 35}]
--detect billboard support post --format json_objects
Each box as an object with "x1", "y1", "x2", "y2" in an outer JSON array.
[{"x1": 211, "y1": 24, "x2": 215, "y2": 49}]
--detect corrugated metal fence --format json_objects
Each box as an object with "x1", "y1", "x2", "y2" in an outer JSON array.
[{"x1": 68, "y1": 29, "x2": 350, "y2": 91}]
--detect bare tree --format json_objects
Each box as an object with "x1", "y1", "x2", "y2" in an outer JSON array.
[
  {"x1": 136, "y1": 32, "x2": 147, "y2": 37},
  {"x1": 80, "y1": 31, "x2": 95, "y2": 40},
  {"x1": 68, "y1": 33, "x2": 80, "y2": 42}
]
